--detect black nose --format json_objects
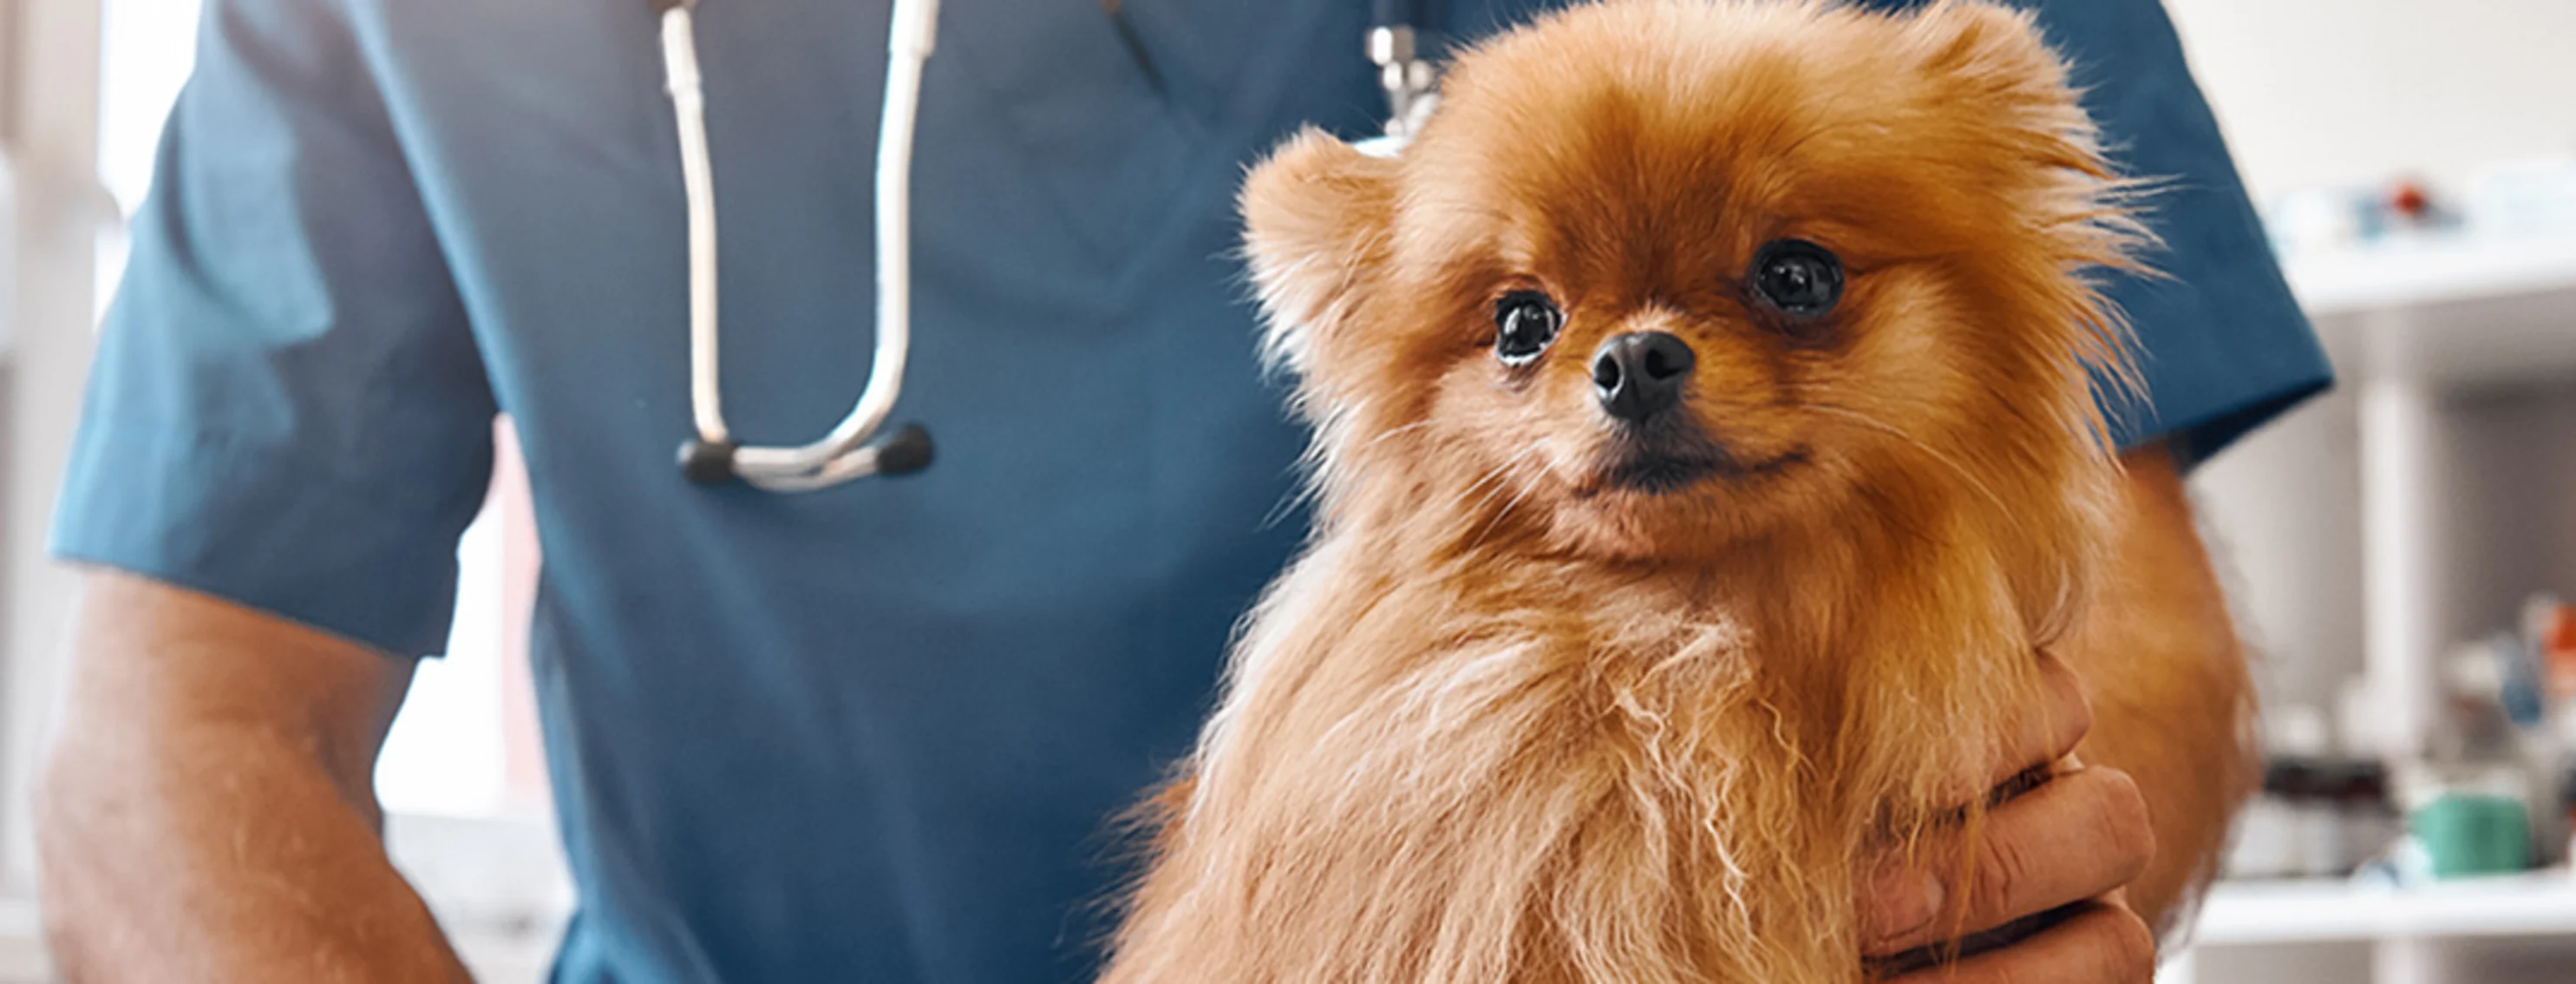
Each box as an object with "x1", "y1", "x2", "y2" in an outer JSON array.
[{"x1": 1592, "y1": 331, "x2": 1696, "y2": 422}]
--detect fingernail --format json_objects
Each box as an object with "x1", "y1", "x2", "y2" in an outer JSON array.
[{"x1": 1866, "y1": 868, "x2": 1945, "y2": 948}]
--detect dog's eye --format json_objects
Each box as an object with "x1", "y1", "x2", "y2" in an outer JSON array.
[
  {"x1": 1493, "y1": 291, "x2": 1564, "y2": 365},
  {"x1": 1749, "y1": 239, "x2": 1844, "y2": 318}
]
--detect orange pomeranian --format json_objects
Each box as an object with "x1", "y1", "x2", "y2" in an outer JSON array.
[{"x1": 1102, "y1": 2, "x2": 2173, "y2": 981}]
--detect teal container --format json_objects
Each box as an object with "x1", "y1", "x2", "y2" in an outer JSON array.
[{"x1": 2409, "y1": 793, "x2": 2531, "y2": 878}]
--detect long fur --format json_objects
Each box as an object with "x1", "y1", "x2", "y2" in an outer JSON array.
[{"x1": 1104, "y1": 3, "x2": 2158, "y2": 981}]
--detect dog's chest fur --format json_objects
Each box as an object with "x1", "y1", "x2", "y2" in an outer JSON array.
[{"x1": 1122, "y1": 543, "x2": 1887, "y2": 984}]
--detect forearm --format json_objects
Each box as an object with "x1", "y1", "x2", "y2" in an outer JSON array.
[
  {"x1": 37, "y1": 572, "x2": 470, "y2": 983},
  {"x1": 2057, "y1": 443, "x2": 2258, "y2": 938},
  {"x1": 41, "y1": 725, "x2": 471, "y2": 982}
]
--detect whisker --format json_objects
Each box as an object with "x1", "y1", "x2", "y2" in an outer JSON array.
[
  {"x1": 1788, "y1": 403, "x2": 2011, "y2": 522},
  {"x1": 1452, "y1": 443, "x2": 1554, "y2": 552},
  {"x1": 1365, "y1": 419, "x2": 1439, "y2": 448},
  {"x1": 1453, "y1": 444, "x2": 1543, "y2": 525},
  {"x1": 1468, "y1": 471, "x2": 1543, "y2": 554}
]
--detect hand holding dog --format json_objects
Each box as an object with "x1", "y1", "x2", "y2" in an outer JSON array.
[{"x1": 1863, "y1": 654, "x2": 2159, "y2": 983}]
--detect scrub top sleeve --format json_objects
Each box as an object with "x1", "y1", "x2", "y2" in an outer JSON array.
[
  {"x1": 2030, "y1": 0, "x2": 2335, "y2": 466},
  {"x1": 51, "y1": 0, "x2": 498, "y2": 658}
]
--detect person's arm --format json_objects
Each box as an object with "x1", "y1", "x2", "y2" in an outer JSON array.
[
  {"x1": 42, "y1": 0, "x2": 500, "y2": 970},
  {"x1": 1855, "y1": 439, "x2": 2252, "y2": 981},
  {"x1": 39, "y1": 570, "x2": 472, "y2": 982}
]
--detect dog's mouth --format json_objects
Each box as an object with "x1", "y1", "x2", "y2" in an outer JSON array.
[{"x1": 1578, "y1": 421, "x2": 1808, "y2": 498}]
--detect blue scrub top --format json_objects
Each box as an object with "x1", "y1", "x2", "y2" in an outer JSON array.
[{"x1": 55, "y1": 1, "x2": 2330, "y2": 981}]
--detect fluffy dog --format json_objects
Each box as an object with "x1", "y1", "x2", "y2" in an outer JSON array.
[{"x1": 1104, "y1": 2, "x2": 2180, "y2": 981}]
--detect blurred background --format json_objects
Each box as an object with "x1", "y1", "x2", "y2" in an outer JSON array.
[{"x1": 0, "y1": 0, "x2": 2572, "y2": 981}]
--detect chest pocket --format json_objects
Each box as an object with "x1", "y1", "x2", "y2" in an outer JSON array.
[{"x1": 937, "y1": 0, "x2": 1217, "y2": 277}]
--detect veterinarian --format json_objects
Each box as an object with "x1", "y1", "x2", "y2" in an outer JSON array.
[{"x1": 39, "y1": 0, "x2": 2329, "y2": 981}]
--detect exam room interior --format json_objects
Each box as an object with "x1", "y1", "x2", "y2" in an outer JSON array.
[{"x1": 2, "y1": 0, "x2": 2574, "y2": 981}]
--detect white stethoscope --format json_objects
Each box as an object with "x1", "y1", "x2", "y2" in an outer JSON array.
[{"x1": 655, "y1": 0, "x2": 1439, "y2": 491}]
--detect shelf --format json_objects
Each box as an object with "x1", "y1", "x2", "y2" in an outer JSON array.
[
  {"x1": 2285, "y1": 234, "x2": 2576, "y2": 319},
  {"x1": 2279, "y1": 234, "x2": 2576, "y2": 388},
  {"x1": 2194, "y1": 873, "x2": 2576, "y2": 946}
]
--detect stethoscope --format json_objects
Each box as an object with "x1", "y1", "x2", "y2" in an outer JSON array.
[{"x1": 655, "y1": 0, "x2": 1440, "y2": 491}]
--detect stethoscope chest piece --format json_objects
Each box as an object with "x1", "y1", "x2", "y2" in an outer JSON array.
[{"x1": 677, "y1": 423, "x2": 934, "y2": 487}]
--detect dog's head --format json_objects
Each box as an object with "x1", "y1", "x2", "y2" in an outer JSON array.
[{"x1": 1245, "y1": 0, "x2": 2143, "y2": 561}]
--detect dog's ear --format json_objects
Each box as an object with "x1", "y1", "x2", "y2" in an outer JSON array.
[
  {"x1": 1902, "y1": 1, "x2": 2108, "y2": 180},
  {"x1": 1240, "y1": 128, "x2": 1401, "y2": 380},
  {"x1": 1908, "y1": 1, "x2": 2063, "y2": 88},
  {"x1": 1904, "y1": 0, "x2": 2151, "y2": 424}
]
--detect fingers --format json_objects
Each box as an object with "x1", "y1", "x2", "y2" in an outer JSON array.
[
  {"x1": 2002, "y1": 653, "x2": 2090, "y2": 787},
  {"x1": 1883, "y1": 899, "x2": 2156, "y2": 984},
  {"x1": 1862, "y1": 765, "x2": 2154, "y2": 955}
]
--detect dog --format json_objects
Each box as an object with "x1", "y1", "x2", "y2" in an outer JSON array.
[{"x1": 1103, "y1": 2, "x2": 2192, "y2": 981}]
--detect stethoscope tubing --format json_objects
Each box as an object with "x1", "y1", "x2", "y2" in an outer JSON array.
[
  {"x1": 660, "y1": 0, "x2": 1429, "y2": 491},
  {"x1": 660, "y1": 0, "x2": 937, "y2": 491}
]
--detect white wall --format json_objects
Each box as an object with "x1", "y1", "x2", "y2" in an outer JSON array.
[
  {"x1": 2188, "y1": 390, "x2": 2365, "y2": 714},
  {"x1": 2162, "y1": 0, "x2": 2576, "y2": 201}
]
